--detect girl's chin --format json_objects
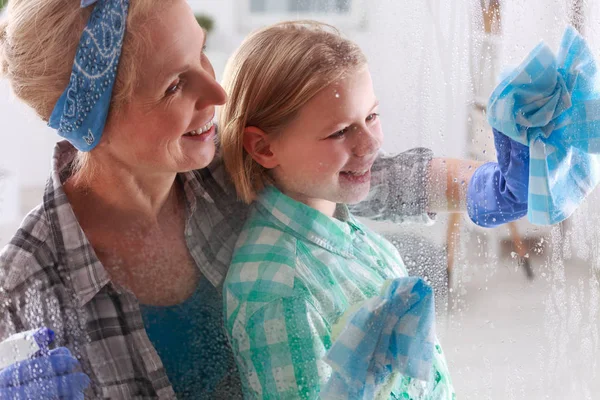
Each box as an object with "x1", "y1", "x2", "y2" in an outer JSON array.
[
  {"x1": 337, "y1": 181, "x2": 371, "y2": 203},
  {"x1": 328, "y1": 187, "x2": 370, "y2": 206}
]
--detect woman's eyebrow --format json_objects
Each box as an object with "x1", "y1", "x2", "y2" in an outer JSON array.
[{"x1": 158, "y1": 28, "x2": 208, "y2": 86}]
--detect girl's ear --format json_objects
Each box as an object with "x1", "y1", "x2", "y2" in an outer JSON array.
[{"x1": 243, "y1": 126, "x2": 279, "y2": 169}]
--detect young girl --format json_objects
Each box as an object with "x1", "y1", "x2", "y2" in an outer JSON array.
[{"x1": 220, "y1": 21, "x2": 454, "y2": 399}]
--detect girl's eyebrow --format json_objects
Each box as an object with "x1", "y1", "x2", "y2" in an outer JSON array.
[{"x1": 321, "y1": 99, "x2": 381, "y2": 134}]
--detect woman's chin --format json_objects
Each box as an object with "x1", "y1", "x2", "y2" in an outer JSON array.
[{"x1": 180, "y1": 143, "x2": 216, "y2": 171}]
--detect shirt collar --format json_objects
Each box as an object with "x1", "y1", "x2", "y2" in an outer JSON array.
[
  {"x1": 45, "y1": 141, "x2": 110, "y2": 307},
  {"x1": 255, "y1": 186, "x2": 358, "y2": 258},
  {"x1": 45, "y1": 141, "x2": 210, "y2": 307}
]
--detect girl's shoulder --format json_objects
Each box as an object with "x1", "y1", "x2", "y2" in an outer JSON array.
[
  {"x1": 226, "y1": 211, "x2": 300, "y2": 299},
  {"x1": 349, "y1": 216, "x2": 401, "y2": 252},
  {"x1": 347, "y1": 215, "x2": 409, "y2": 276}
]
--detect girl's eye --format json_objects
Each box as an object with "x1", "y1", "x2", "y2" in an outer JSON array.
[
  {"x1": 166, "y1": 80, "x2": 182, "y2": 96},
  {"x1": 366, "y1": 113, "x2": 380, "y2": 122},
  {"x1": 329, "y1": 127, "x2": 348, "y2": 139}
]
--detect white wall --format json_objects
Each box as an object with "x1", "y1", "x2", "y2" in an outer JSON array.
[
  {"x1": 0, "y1": 79, "x2": 60, "y2": 223},
  {"x1": 191, "y1": 0, "x2": 475, "y2": 157}
]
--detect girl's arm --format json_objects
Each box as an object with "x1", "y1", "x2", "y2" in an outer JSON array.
[{"x1": 226, "y1": 294, "x2": 330, "y2": 400}]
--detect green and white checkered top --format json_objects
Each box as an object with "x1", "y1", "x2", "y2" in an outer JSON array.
[{"x1": 224, "y1": 186, "x2": 454, "y2": 399}]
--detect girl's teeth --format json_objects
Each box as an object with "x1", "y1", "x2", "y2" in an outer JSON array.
[{"x1": 344, "y1": 170, "x2": 368, "y2": 176}]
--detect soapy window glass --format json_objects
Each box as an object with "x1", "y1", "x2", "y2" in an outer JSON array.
[{"x1": 1, "y1": 0, "x2": 599, "y2": 398}]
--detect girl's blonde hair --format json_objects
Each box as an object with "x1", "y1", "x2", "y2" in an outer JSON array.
[
  {"x1": 0, "y1": 0, "x2": 167, "y2": 183},
  {"x1": 219, "y1": 21, "x2": 367, "y2": 203}
]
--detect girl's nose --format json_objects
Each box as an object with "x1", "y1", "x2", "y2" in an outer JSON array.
[{"x1": 353, "y1": 127, "x2": 381, "y2": 158}]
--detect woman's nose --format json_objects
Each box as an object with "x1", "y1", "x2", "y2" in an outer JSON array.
[{"x1": 195, "y1": 71, "x2": 228, "y2": 110}]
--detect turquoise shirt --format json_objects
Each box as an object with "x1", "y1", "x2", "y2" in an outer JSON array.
[
  {"x1": 141, "y1": 276, "x2": 239, "y2": 399},
  {"x1": 224, "y1": 186, "x2": 454, "y2": 399}
]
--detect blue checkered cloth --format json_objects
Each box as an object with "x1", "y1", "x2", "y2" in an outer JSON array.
[
  {"x1": 487, "y1": 26, "x2": 600, "y2": 225},
  {"x1": 321, "y1": 277, "x2": 436, "y2": 399}
]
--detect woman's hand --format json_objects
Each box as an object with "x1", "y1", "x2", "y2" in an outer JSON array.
[
  {"x1": 466, "y1": 129, "x2": 529, "y2": 227},
  {"x1": 0, "y1": 328, "x2": 91, "y2": 400},
  {"x1": 427, "y1": 128, "x2": 529, "y2": 227}
]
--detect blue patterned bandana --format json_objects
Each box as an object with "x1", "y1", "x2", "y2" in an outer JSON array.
[{"x1": 48, "y1": 0, "x2": 130, "y2": 151}]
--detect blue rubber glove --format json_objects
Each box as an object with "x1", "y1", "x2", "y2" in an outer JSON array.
[
  {"x1": 0, "y1": 328, "x2": 91, "y2": 400},
  {"x1": 467, "y1": 128, "x2": 529, "y2": 227}
]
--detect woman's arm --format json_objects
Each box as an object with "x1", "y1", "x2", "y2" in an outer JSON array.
[
  {"x1": 351, "y1": 149, "x2": 484, "y2": 220},
  {"x1": 354, "y1": 140, "x2": 527, "y2": 226},
  {"x1": 350, "y1": 148, "x2": 436, "y2": 224},
  {"x1": 427, "y1": 157, "x2": 484, "y2": 213}
]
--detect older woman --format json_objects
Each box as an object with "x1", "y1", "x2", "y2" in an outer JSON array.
[{"x1": 0, "y1": 0, "x2": 529, "y2": 399}]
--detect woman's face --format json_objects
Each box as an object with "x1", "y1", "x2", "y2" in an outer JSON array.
[{"x1": 103, "y1": 0, "x2": 227, "y2": 175}]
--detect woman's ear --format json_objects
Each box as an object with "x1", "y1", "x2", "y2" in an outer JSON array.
[{"x1": 243, "y1": 126, "x2": 279, "y2": 169}]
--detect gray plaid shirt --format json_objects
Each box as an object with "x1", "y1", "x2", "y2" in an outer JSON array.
[{"x1": 0, "y1": 141, "x2": 433, "y2": 399}]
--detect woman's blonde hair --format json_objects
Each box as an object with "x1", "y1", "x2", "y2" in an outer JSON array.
[
  {"x1": 0, "y1": 0, "x2": 167, "y2": 183},
  {"x1": 219, "y1": 21, "x2": 367, "y2": 203},
  {"x1": 0, "y1": 0, "x2": 163, "y2": 120}
]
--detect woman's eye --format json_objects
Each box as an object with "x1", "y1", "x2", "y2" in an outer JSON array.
[
  {"x1": 329, "y1": 128, "x2": 348, "y2": 139},
  {"x1": 166, "y1": 80, "x2": 182, "y2": 95},
  {"x1": 366, "y1": 113, "x2": 380, "y2": 122}
]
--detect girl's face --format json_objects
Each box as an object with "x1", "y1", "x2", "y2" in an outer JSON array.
[
  {"x1": 269, "y1": 67, "x2": 383, "y2": 214},
  {"x1": 101, "y1": 0, "x2": 227, "y2": 175}
]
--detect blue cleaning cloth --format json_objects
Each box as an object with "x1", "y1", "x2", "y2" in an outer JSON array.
[
  {"x1": 487, "y1": 26, "x2": 600, "y2": 225},
  {"x1": 321, "y1": 277, "x2": 435, "y2": 399}
]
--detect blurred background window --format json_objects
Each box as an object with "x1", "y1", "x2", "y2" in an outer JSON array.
[
  {"x1": 249, "y1": 0, "x2": 351, "y2": 13},
  {"x1": 237, "y1": 0, "x2": 365, "y2": 31}
]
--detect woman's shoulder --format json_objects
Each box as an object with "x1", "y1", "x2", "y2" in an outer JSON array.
[{"x1": 0, "y1": 203, "x2": 55, "y2": 292}]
